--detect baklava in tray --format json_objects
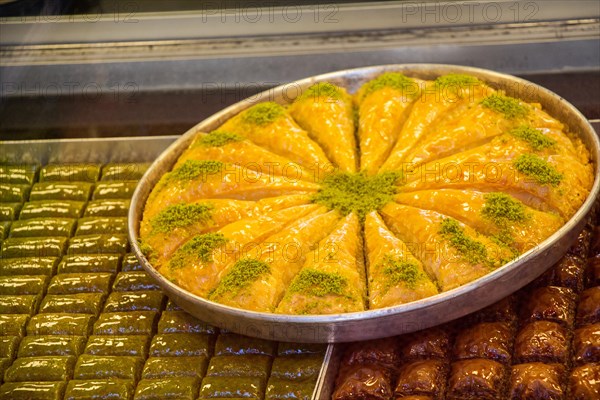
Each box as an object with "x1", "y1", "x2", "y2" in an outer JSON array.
[
  {"x1": 331, "y1": 213, "x2": 600, "y2": 400},
  {"x1": 139, "y1": 71, "x2": 595, "y2": 315}
]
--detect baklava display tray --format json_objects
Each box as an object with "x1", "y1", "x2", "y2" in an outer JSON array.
[{"x1": 1, "y1": 138, "x2": 597, "y2": 400}]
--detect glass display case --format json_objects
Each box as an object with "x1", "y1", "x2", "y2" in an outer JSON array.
[{"x1": 0, "y1": 2, "x2": 599, "y2": 399}]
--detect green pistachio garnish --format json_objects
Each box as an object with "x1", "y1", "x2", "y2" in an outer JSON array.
[
  {"x1": 513, "y1": 154, "x2": 563, "y2": 186},
  {"x1": 311, "y1": 171, "x2": 401, "y2": 220}
]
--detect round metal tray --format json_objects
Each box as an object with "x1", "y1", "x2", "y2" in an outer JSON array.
[{"x1": 129, "y1": 64, "x2": 600, "y2": 343}]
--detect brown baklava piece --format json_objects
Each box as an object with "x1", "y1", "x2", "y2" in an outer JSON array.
[
  {"x1": 514, "y1": 321, "x2": 569, "y2": 364},
  {"x1": 447, "y1": 359, "x2": 506, "y2": 400},
  {"x1": 400, "y1": 328, "x2": 451, "y2": 362},
  {"x1": 453, "y1": 322, "x2": 513, "y2": 365},
  {"x1": 520, "y1": 286, "x2": 576, "y2": 327},
  {"x1": 509, "y1": 363, "x2": 565, "y2": 400},
  {"x1": 568, "y1": 364, "x2": 600, "y2": 400},
  {"x1": 575, "y1": 286, "x2": 600, "y2": 327},
  {"x1": 394, "y1": 359, "x2": 446, "y2": 399},
  {"x1": 342, "y1": 337, "x2": 400, "y2": 371},
  {"x1": 332, "y1": 363, "x2": 394, "y2": 400},
  {"x1": 572, "y1": 323, "x2": 600, "y2": 365}
]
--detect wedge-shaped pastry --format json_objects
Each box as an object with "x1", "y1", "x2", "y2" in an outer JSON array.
[
  {"x1": 218, "y1": 102, "x2": 333, "y2": 176},
  {"x1": 209, "y1": 210, "x2": 340, "y2": 312},
  {"x1": 355, "y1": 72, "x2": 421, "y2": 175},
  {"x1": 399, "y1": 134, "x2": 593, "y2": 218},
  {"x1": 161, "y1": 204, "x2": 321, "y2": 297},
  {"x1": 490, "y1": 97, "x2": 570, "y2": 147},
  {"x1": 175, "y1": 130, "x2": 316, "y2": 182},
  {"x1": 404, "y1": 94, "x2": 576, "y2": 165},
  {"x1": 276, "y1": 213, "x2": 365, "y2": 314},
  {"x1": 251, "y1": 194, "x2": 312, "y2": 215},
  {"x1": 404, "y1": 93, "x2": 532, "y2": 164},
  {"x1": 140, "y1": 199, "x2": 255, "y2": 266},
  {"x1": 364, "y1": 211, "x2": 438, "y2": 308},
  {"x1": 288, "y1": 82, "x2": 357, "y2": 173},
  {"x1": 504, "y1": 125, "x2": 594, "y2": 183},
  {"x1": 380, "y1": 74, "x2": 493, "y2": 172},
  {"x1": 380, "y1": 203, "x2": 514, "y2": 291},
  {"x1": 144, "y1": 160, "x2": 320, "y2": 219},
  {"x1": 216, "y1": 205, "x2": 324, "y2": 263},
  {"x1": 143, "y1": 195, "x2": 316, "y2": 268},
  {"x1": 395, "y1": 190, "x2": 564, "y2": 252},
  {"x1": 513, "y1": 141, "x2": 593, "y2": 199}
]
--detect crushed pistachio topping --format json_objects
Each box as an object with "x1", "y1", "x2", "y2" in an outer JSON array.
[
  {"x1": 311, "y1": 172, "x2": 401, "y2": 220},
  {"x1": 433, "y1": 74, "x2": 481, "y2": 90},
  {"x1": 508, "y1": 125, "x2": 556, "y2": 151},
  {"x1": 288, "y1": 268, "x2": 348, "y2": 297},
  {"x1": 150, "y1": 203, "x2": 214, "y2": 234},
  {"x1": 360, "y1": 72, "x2": 417, "y2": 100},
  {"x1": 169, "y1": 233, "x2": 228, "y2": 270},
  {"x1": 241, "y1": 102, "x2": 286, "y2": 125},
  {"x1": 296, "y1": 82, "x2": 346, "y2": 102},
  {"x1": 194, "y1": 131, "x2": 244, "y2": 148},
  {"x1": 440, "y1": 218, "x2": 492, "y2": 267},
  {"x1": 380, "y1": 255, "x2": 426, "y2": 291},
  {"x1": 210, "y1": 258, "x2": 270, "y2": 298},
  {"x1": 481, "y1": 94, "x2": 529, "y2": 119},
  {"x1": 481, "y1": 193, "x2": 529, "y2": 248},
  {"x1": 514, "y1": 154, "x2": 563, "y2": 187},
  {"x1": 482, "y1": 193, "x2": 529, "y2": 226},
  {"x1": 490, "y1": 230, "x2": 515, "y2": 246},
  {"x1": 169, "y1": 160, "x2": 224, "y2": 182}
]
